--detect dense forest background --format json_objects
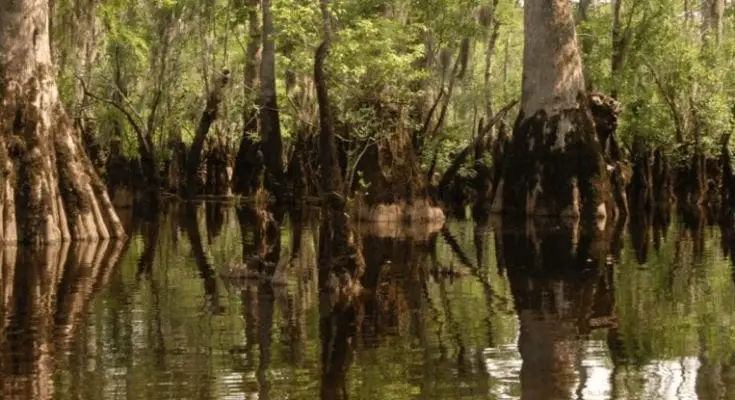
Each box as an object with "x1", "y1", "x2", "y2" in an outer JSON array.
[{"x1": 48, "y1": 0, "x2": 735, "y2": 213}]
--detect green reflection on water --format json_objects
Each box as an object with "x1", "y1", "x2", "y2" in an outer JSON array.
[{"x1": 4, "y1": 207, "x2": 735, "y2": 399}]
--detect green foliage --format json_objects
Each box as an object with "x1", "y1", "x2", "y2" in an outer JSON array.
[
  {"x1": 615, "y1": 217, "x2": 735, "y2": 365},
  {"x1": 48, "y1": 210, "x2": 520, "y2": 399},
  {"x1": 48, "y1": 0, "x2": 735, "y2": 179},
  {"x1": 49, "y1": 0, "x2": 519, "y2": 177},
  {"x1": 580, "y1": 0, "x2": 735, "y2": 162}
]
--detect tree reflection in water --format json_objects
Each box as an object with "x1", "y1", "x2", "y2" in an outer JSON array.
[
  {"x1": 7, "y1": 205, "x2": 735, "y2": 399},
  {"x1": 497, "y1": 218, "x2": 618, "y2": 400},
  {"x1": 1, "y1": 241, "x2": 124, "y2": 400}
]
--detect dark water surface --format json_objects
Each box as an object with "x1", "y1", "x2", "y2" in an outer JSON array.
[{"x1": 3, "y1": 204, "x2": 735, "y2": 399}]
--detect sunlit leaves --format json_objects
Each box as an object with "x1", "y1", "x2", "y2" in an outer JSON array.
[{"x1": 581, "y1": 0, "x2": 734, "y2": 162}]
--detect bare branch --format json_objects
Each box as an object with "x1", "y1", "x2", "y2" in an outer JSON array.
[
  {"x1": 429, "y1": 46, "x2": 464, "y2": 139},
  {"x1": 345, "y1": 138, "x2": 376, "y2": 195},
  {"x1": 76, "y1": 76, "x2": 148, "y2": 147}
]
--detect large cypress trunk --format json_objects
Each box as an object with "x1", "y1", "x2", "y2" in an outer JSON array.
[
  {"x1": 0, "y1": 0, "x2": 125, "y2": 244},
  {"x1": 499, "y1": 0, "x2": 611, "y2": 219}
]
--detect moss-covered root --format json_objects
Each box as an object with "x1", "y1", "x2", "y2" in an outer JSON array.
[{"x1": 501, "y1": 105, "x2": 612, "y2": 219}]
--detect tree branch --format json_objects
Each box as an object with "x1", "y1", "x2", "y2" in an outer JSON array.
[
  {"x1": 413, "y1": 89, "x2": 444, "y2": 152},
  {"x1": 430, "y1": 45, "x2": 465, "y2": 139},
  {"x1": 76, "y1": 76, "x2": 150, "y2": 152},
  {"x1": 642, "y1": 61, "x2": 683, "y2": 142}
]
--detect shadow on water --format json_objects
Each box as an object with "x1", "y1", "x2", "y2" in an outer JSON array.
[{"x1": 7, "y1": 204, "x2": 735, "y2": 399}]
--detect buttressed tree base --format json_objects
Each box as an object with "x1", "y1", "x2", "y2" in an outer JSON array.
[
  {"x1": 0, "y1": 0, "x2": 125, "y2": 244},
  {"x1": 500, "y1": 0, "x2": 611, "y2": 219}
]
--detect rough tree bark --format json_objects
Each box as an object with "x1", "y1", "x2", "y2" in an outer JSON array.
[
  {"x1": 499, "y1": 0, "x2": 611, "y2": 219},
  {"x1": 0, "y1": 0, "x2": 125, "y2": 244},
  {"x1": 57, "y1": 0, "x2": 104, "y2": 170}
]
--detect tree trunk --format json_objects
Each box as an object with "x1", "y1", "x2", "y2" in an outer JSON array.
[
  {"x1": 66, "y1": 0, "x2": 103, "y2": 171},
  {"x1": 482, "y1": 1, "x2": 500, "y2": 122},
  {"x1": 499, "y1": 0, "x2": 610, "y2": 219},
  {"x1": 233, "y1": 0, "x2": 263, "y2": 196},
  {"x1": 315, "y1": 5, "x2": 364, "y2": 315},
  {"x1": 0, "y1": 0, "x2": 125, "y2": 244},
  {"x1": 576, "y1": 0, "x2": 593, "y2": 21},
  {"x1": 185, "y1": 70, "x2": 230, "y2": 197},
  {"x1": 316, "y1": 43, "x2": 342, "y2": 197},
  {"x1": 259, "y1": 0, "x2": 285, "y2": 201},
  {"x1": 611, "y1": 0, "x2": 624, "y2": 99},
  {"x1": 701, "y1": 0, "x2": 725, "y2": 45}
]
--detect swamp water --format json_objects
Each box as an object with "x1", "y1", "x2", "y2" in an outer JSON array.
[{"x1": 2, "y1": 205, "x2": 735, "y2": 399}]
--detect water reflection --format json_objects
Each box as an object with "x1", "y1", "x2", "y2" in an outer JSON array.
[
  {"x1": 497, "y1": 219, "x2": 617, "y2": 399},
  {"x1": 1, "y1": 241, "x2": 124, "y2": 400},
  {"x1": 5, "y1": 205, "x2": 735, "y2": 399}
]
